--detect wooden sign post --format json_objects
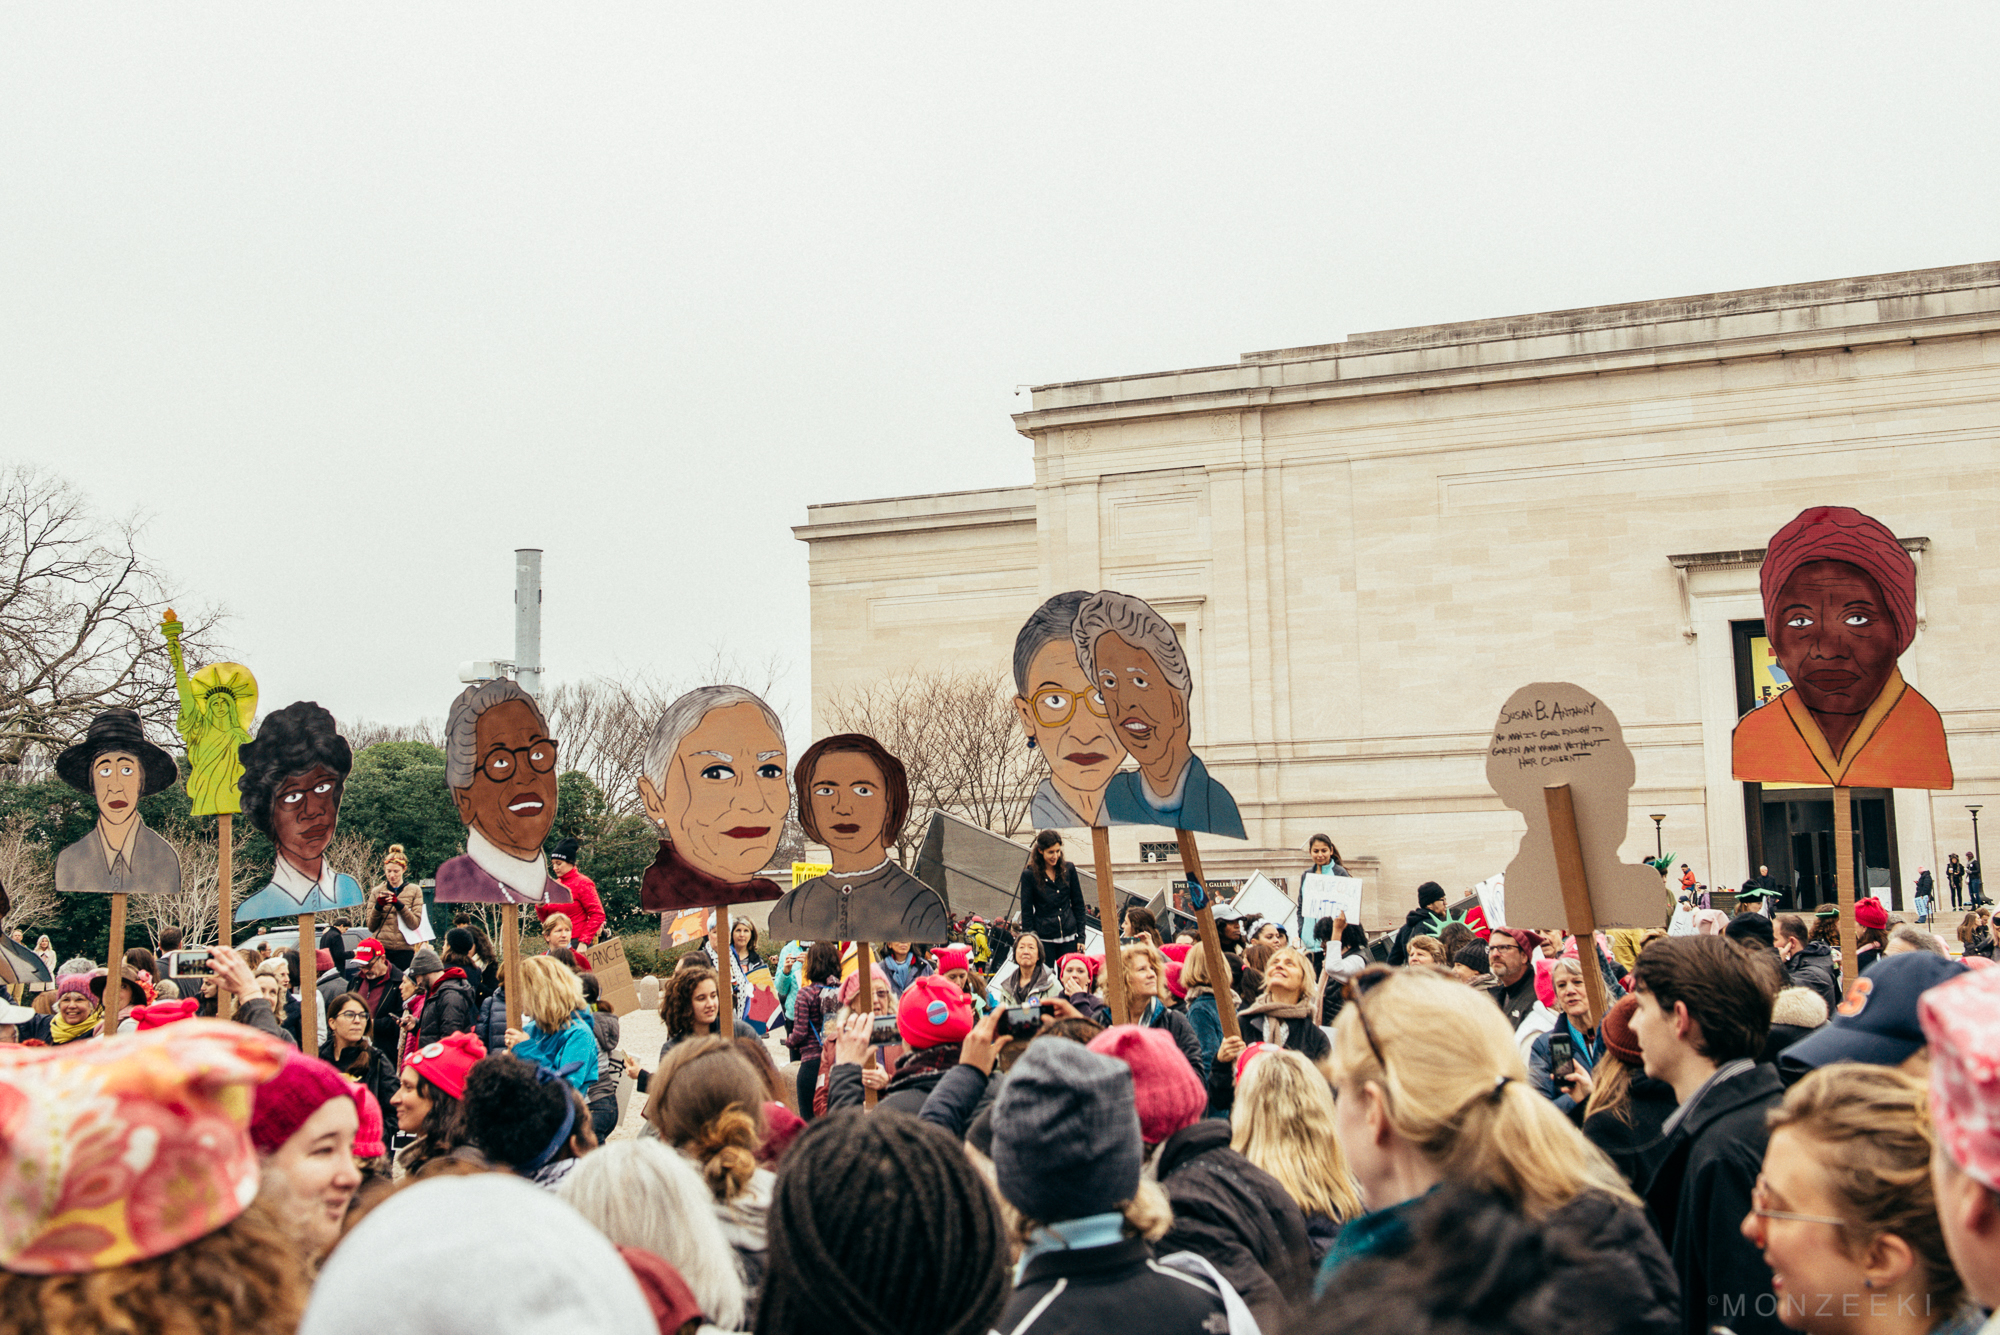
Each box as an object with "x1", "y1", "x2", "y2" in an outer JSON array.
[
  {"x1": 1176, "y1": 829, "x2": 1239, "y2": 1041},
  {"x1": 1833, "y1": 787, "x2": 1858, "y2": 988},
  {"x1": 297, "y1": 913, "x2": 317, "y2": 1052},
  {"x1": 99, "y1": 892, "x2": 127, "y2": 1036},
  {"x1": 856, "y1": 943, "x2": 878, "y2": 1108},
  {"x1": 502, "y1": 905, "x2": 521, "y2": 1034},
  {"x1": 217, "y1": 814, "x2": 235, "y2": 1018},
  {"x1": 1091, "y1": 826, "x2": 1130, "y2": 1026},
  {"x1": 1543, "y1": 783, "x2": 1610, "y2": 1026},
  {"x1": 715, "y1": 907, "x2": 735, "y2": 1038}
]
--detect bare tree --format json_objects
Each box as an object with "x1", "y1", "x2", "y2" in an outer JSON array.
[
  {"x1": 0, "y1": 467, "x2": 224, "y2": 775},
  {"x1": 126, "y1": 819, "x2": 250, "y2": 949},
  {"x1": 339, "y1": 718, "x2": 443, "y2": 751},
  {"x1": 0, "y1": 812, "x2": 57, "y2": 935},
  {"x1": 822, "y1": 668, "x2": 1039, "y2": 865}
]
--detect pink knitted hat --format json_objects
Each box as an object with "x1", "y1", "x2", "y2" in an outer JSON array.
[
  {"x1": 248, "y1": 1049, "x2": 352, "y2": 1156},
  {"x1": 1088, "y1": 1024, "x2": 1205, "y2": 1145},
  {"x1": 1919, "y1": 967, "x2": 2000, "y2": 1190}
]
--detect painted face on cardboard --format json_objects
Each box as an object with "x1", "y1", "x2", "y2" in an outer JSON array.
[
  {"x1": 1769, "y1": 559, "x2": 1900, "y2": 753},
  {"x1": 90, "y1": 750, "x2": 143, "y2": 829},
  {"x1": 1094, "y1": 632, "x2": 1191, "y2": 778},
  {"x1": 453, "y1": 699, "x2": 559, "y2": 860},
  {"x1": 272, "y1": 764, "x2": 343, "y2": 875},
  {"x1": 808, "y1": 751, "x2": 889, "y2": 868},
  {"x1": 639, "y1": 702, "x2": 787, "y2": 881},
  {"x1": 1013, "y1": 638, "x2": 1126, "y2": 814}
]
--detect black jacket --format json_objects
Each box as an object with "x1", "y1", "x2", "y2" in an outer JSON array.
[
  {"x1": 1641, "y1": 1062, "x2": 1786, "y2": 1335},
  {"x1": 1386, "y1": 906, "x2": 1433, "y2": 967},
  {"x1": 415, "y1": 971, "x2": 478, "y2": 1047},
  {"x1": 1782, "y1": 941, "x2": 1841, "y2": 1014},
  {"x1": 353, "y1": 966, "x2": 406, "y2": 1060},
  {"x1": 323, "y1": 1038, "x2": 399, "y2": 1130},
  {"x1": 1147, "y1": 1002, "x2": 1208, "y2": 1082},
  {"x1": 1154, "y1": 1117, "x2": 1312, "y2": 1335},
  {"x1": 1581, "y1": 1073, "x2": 1678, "y2": 1192},
  {"x1": 826, "y1": 1047, "x2": 961, "y2": 1118},
  {"x1": 915, "y1": 1062, "x2": 999, "y2": 1141},
  {"x1": 1001, "y1": 1236, "x2": 1230, "y2": 1335},
  {"x1": 1205, "y1": 1001, "x2": 1331, "y2": 1114},
  {"x1": 1495, "y1": 970, "x2": 1539, "y2": 1031},
  {"x1": 1019, "y1": 863, "x2": 1088, "y2": 945}
]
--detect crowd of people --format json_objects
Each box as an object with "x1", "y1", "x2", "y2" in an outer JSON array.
[{"x1": 4, "y1": 833, "x2": 1999, "y2": 1335}]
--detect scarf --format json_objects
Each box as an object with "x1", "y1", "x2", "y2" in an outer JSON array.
[
  {"x1": 51, "y1": 1006, "x2": 104, "y2": 1044},
  {"x1": 1013, "y1": 1211, "x2": 1128, "y2": 1281}
]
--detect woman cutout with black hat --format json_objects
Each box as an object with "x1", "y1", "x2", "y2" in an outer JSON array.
[{"x1": 51, "y1": 709, "x2": 182, "y2": 895}]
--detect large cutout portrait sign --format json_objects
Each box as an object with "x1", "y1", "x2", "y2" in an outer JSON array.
[
  {"x1": 52, "y1": 709, "x2": 182, "y2": 896},
  {"x1": 234, "y1": 702, "x2": 367, "y2": 921},
  {"x1": 766, "y1": 733, "x2": 950, "y2": 943},
  {"x1": 1074, "y1": 590, "x2": 1244, "y2": 839},
  {"x1": 1485, "y1": 683, "x2": 1669, "y2": 930},
  {"x1": 1732, "y1": 507, "x2": 1952, "y2": 790},
  {"x1": 637, "y1": 686, "x2": 790, "y2": 912},
  {"x1": 163, "y1": 610, "x2": 256, "y2": 818},
  {"x1": 434, "y1": 681, "x2": 568, "y2": 905},
  {"x1": 1013, "y1": 591, "x2": 1129, "y2": 830}
]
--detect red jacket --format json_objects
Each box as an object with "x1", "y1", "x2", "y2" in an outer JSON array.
[{"x1": 537, "y1": 868, "x2": 606, "y2": 945}]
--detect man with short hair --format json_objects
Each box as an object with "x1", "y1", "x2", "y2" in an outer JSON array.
[
  {"x1": 1389, "y1": 882, "x2": 1448, "y2": 967},
  {"x1": 1917, "y1": 966, "x2": 2000, "y2": 1324},
  {"x1": 349, "y1": 939, "x2": 405, "y2": 1061},
  {"x1": 1486, "y1": 929, "x2": 1540, "y2": 1031},
  {"x1": 1628, "y1": 936, "x2": 1783, "y2": 1335},
  {"x1": 1772, "y1": 913, "x2": 1841, "y2": 1014}
]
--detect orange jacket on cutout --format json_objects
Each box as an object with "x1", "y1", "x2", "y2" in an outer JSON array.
[{"x1": 1732, "y1": 669, "x2": 1952, "y2": 790}]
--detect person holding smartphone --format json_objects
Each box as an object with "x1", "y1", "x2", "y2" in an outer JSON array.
[{"x1": 1528, "y1": 956, "x2": 1604, "y2": 1122}]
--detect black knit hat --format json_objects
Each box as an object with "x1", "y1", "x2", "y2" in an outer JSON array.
[
  {"x1": 53, "y1": 709, "x2": 179, "y2": 799},
  {"x1": 1418, "y1": 880, "x2": 1447, "y2": 908},
  {"x1": 550, "y1": 838, "x2": 580, "y2": 865},
  {"x1": 1725, "y1": 912, "x2": 1776, "y2": 951}
]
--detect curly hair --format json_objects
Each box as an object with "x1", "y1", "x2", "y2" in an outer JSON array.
[
  {"x1": 236, "y1": 700, "x2": 352, "y2": 839},
  {"x1": 642, "y1": 1036, "x2": 766, "y2": 1203},
  {"x1": 0, "y1": 1199, "x2": 308, "y2": 1335},
  {"x1": 660, "y1": 965, "x2": 720, "y2": 1040},
  {"x1": 461, "y1": 1052, "x2": 573, "y2": 1172}
]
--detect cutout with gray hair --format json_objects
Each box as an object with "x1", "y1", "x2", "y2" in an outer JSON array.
[
  {"x1": 642, "y1": 685, "x2": 787, "y2": 789},
  {"x1": 444, "y1": 679, "x2": 549, "y2": 789},
  {"x1": 1072, "y1": 591, "x2": 1191, "y2": 696},
  {"x1": 1012, "y1": 590, "x2": 1092, "y2": 695}
]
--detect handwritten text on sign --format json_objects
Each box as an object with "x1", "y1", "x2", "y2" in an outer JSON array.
[{"x1": 1490, "y1": 697, "x2": 1612, "y2": 771}]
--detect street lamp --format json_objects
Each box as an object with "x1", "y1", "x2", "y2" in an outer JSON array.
[
  {"x1": 1970, "y1": 806, "x2": 1984, "y2": 906},
  {"x1": 1649, "y1": 814, "x2": 1665, "y2": 862}
]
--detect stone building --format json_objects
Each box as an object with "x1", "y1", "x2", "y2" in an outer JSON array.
[{"x1": 796, "y1": 262, "x2": 2000, "y2": 928}]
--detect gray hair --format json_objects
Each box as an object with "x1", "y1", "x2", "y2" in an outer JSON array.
[
  {"x1": 559, "y1": 1140, "x2": 747, "y2": 1330},
  {"x1": 1072, "y1": 590, "x2": 1191, "y2": 696},
  {"x1": 641, "y1": 685, "x2": 786, "y2": 789},
  {"x1": 444, "y1": 679, "x2": 549, "y2": 789},
  {"x1": 1012, "y1": 591, "x2": 1092, "y2": 695},
  {"x1": 57, "y1": 957, "x2": 95, "y2": 977},
  {"x1": 1888, "y1": 922, "x2": 1949, "y2": 956}
]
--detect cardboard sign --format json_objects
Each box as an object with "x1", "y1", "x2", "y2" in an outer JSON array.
[
  {"x1": 637, "y1": 686, "x2": 791, "y2": 913},
  {"x1": 435, "y1": 681, "x2": 568, "y2": 906},
  {"x1": 1731, "y1": 506, "x2": 1951, "y2": 790},
  {"x1": 584, "y1": 938, "x2": 641, "y2": 1016},
  {"x1": 51, "y1": 709, "x2": 183, "y2": 897},
  {"x1": 233, "y1": 702, "x2": 366, "y2": 922},
  {"x1": 790, "y1": 861, "x2": 830, "y2": 887},
  {"x1": 1484, "y1": 683, "x2": 1671, "y2": 930},
  {"x1": 666, "y1": 907, "x2": 711, "y2": 947},
  {"x1": 1301, "y1": 871, "x2": 1364, "y2": 927},
  {"x1": 1473, "y1": 873, "x2": 1507, "y2": 929},
  {"x1": 1232, "y1": 871, "x2": 1297, "y2": 932},
  {"x1": 766, "y1": 734, "x2": 951, "y2": 944}
]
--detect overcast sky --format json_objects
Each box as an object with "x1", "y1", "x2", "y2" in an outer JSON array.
[{"x1": 5, "y1": 5, "x2": 1996, "y2": 739}]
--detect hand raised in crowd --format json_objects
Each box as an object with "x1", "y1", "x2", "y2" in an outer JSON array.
[
  {"x1": 1215, "y1": 1034, "x2": 1246, "y2": 1066},
  {"x1": 206, "y1": 945, "x2": 257, "y2": 1000},
  {"x1": 958, "y1": 1007, "x2": 1010, "y2": 1076},
  {"x1": 832, "y1": 1012, "x2": 873, "y2": 1068}
]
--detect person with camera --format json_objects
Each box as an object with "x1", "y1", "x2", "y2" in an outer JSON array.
[
  {"x1": 366, "y1": 845, "x2": 426, "y2": 972},
  {"x1": 1526, "y1": 957, "x2": 1603, "y2": 1123},
  {"x1": 1018, "y1": 830, "x2": 1087, "y2": 962},
  {"x1": 826, "y1": 974, "x2": 983, "y2": 1116}
]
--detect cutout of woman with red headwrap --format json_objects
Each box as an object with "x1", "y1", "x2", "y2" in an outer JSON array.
[{"x1": 1732, "y1": 506, "x2": 1952, "y2": 789}]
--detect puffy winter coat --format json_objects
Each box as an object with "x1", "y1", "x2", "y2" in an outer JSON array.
[
  {"x1": 1782, "y1": 941, "x2": 1842, "y2": 1014},
  {"x1": 415, "y1": 969, "x2": 478, "y2": 1047},
  {"x1": 1153, "y1": 1117, "x2": 1313, "y2": 1335}
]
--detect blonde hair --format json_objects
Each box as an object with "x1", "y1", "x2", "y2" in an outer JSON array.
[
  {"x1": 1121, "y1": 942, "x2": 1168, "y2": 1002},
  {"x1": 1404, "y1": 935, "x2": 1445, "y2": 965},
  {"x1": 518, "y1": 954, "x2": 586, "y2": 1032},
  {"x1": 383, "y1": 843, "x2": 408, "y2": 869},
  {"x1": 542, "y1": 912, "x2": 573, "y2": 935},
  {"x1": 1178, "y1": 941, "x2": 1222, "y2": 994},
  {"x1": 1255, "y1": 946, "x2": 1317, "y2": 1006},
  {"x1": 1231, "y1": 1049, "x2": 1362, "y2": 1222},
  {"x1": 1767, "y1": 1065, "x2": 1963, "y2": 1312},
  {"x1": 1332, "y1": 968, "x2": 1636, "y2": 1217},
  {"x1": 1010, "y1": 1177, "x2": 1174, "y2": 1249}
]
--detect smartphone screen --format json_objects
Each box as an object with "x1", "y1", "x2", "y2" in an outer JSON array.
[{"x1": 1548, "y1": 1032, "x2": 1574, "y2": 1076}]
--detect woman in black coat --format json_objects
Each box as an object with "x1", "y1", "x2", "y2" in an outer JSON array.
[
  {"x1": 322, "y1": 990, "x2": 399, "y2": 1129},
  {"x1": 1018, "y1": 829, "x2": 1088, "y2": 960}
]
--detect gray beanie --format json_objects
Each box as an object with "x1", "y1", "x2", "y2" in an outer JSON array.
[
  {"x1": 409, "y1": 945, "x2": 445, "y2": 978},
  {"x1": 992, "y1": 1038, "x2": 1142, "y2": 1225}
]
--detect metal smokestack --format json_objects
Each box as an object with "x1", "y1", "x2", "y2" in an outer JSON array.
[{"x1": 514, "y1": 548, "x2": 543, "y2": 698}]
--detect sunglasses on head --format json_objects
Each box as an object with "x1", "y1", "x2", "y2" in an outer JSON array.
[{"x1": 1342, "y1": 965, "x2": 1397, "y2": 1078}]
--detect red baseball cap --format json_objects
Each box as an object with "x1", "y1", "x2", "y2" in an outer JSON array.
[{"x1": 351, "y1": 939, "x2": 385, "y2": 966}]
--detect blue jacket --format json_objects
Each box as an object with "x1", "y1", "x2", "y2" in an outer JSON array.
[
  {"x1": 1528, "y1": 1016, "x2": 1601, "y2": 1119},
  {"x1": 514, "y1": 1010, "x2": 600, "y2": 1093}
]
